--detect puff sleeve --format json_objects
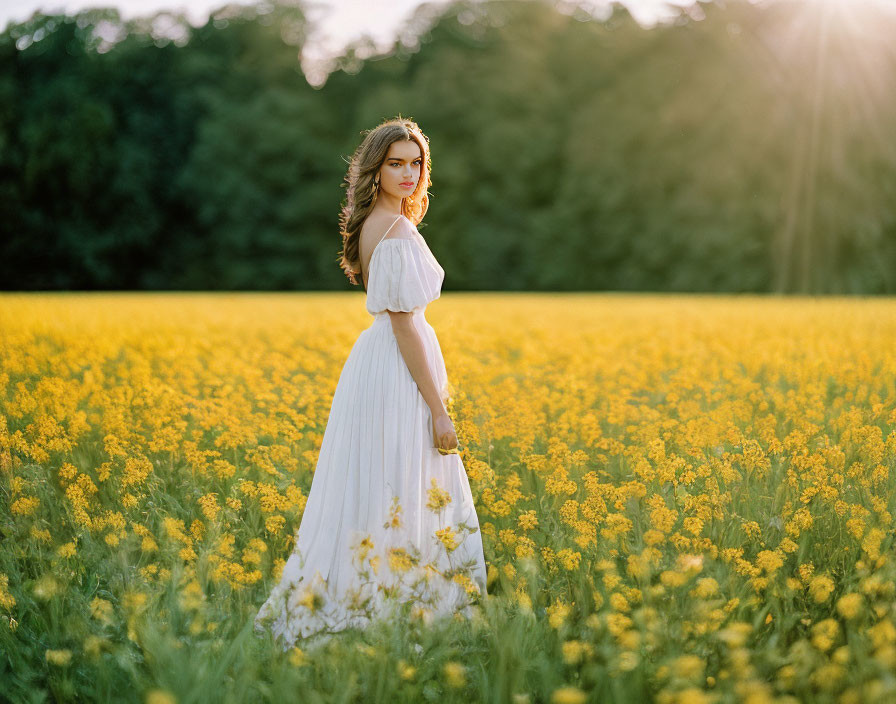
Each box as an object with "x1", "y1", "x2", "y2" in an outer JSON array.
[{"x1": 365, "y1": 238, "x2": 443, "y2": 316}]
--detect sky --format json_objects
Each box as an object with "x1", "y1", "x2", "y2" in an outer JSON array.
[{"x1": 1, "y1": 0, "x2": 700, "y2": 83}]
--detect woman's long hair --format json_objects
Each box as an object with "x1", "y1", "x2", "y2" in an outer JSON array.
[{"x1": 338, "y1": 117, "x2": 432, "y2": 288}]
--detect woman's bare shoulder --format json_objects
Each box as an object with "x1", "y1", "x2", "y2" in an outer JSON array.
[
  {"x1": 360, "y1": 213, "x2": 415, "y2": 285},
  {"x1": 360, "y1": 212, "x2": 413, "y2": 250}
]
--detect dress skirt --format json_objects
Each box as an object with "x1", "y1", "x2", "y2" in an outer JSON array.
[{"x1": 254, "y1": 311, "x2": 488, "y2": 651}]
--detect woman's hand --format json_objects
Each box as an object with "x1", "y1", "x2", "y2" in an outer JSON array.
[{"x1": 432, "y1": 411, "x2": 458, "y2": 454}]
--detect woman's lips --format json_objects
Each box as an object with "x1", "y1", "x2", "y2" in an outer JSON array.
[{"x1": 400, "y1": 182, "x2": 414, "y2": 188}]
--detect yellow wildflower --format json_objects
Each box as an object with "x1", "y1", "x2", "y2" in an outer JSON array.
[
  {"x1": 426, "y1": 478, "x2": 452, "y2": 512},
  {"x1": 693, "y1": 577, "x2": 719, "y2": 599},
  {"x1": 443, "y1": 661, "x2": 466, "y2": 688},
  {"x1": 45, "y1": 649, "x2": 72, "y2": 666},
  {"x1": 145, "y1": 690, "x2": 177, "y2": 704},
  {"x1": 0, "y1": 574, "x2": 17, "y2": 611},
  {"x1": 387, "y1": 547, "x2": 416, "y2": 573},
  {"x1": 756, "y1": 550, "x2": 783, "y2": 575},
  {"x1": 672, "y1": 655, "x2": 705, "y2": 681},
  {"x1": 836, "y1": 593, "x2": 863, "y2": 620},
  {"x1": 397, "y1": 659, "x2": 416, "y2": 680},
  {"x1": 547, "y1": 598, "x2": 572, "y2": 629},
  {"x1": 551, "y1": 687, "x2": 586, "y2": 704},
  {"x1": 809, "y1": 575, "x2": 835, "y2": 603},
  {"x1": 811, "y1": 618, "x2": 839, "y2": 652},
  {"x1": 435, "y1": 527, "x2": 459, "y2": 552}
]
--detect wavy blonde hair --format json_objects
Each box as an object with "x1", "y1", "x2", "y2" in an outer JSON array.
[{"x1": 337, "y1": 117, "x2": 432, "y2": 288}]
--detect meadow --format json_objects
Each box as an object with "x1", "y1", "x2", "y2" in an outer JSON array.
[{"x1": 1, "y1": 292, "x2": 895, "y2": 704}]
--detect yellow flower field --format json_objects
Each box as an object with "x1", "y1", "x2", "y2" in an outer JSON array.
[{"x1": 1, "y1": 293, "x2": 895, "y2": 703}]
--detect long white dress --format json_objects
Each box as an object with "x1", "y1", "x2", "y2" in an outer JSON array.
[{"x1": 254, "y1": 214, "x2": 488, "y2": 651}]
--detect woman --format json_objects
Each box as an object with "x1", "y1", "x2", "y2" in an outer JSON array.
[{"x1": 254, "y1": 117, "x2": 489, "y2": 651}]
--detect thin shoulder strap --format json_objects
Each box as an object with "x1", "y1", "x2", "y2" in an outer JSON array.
[
  {"x1": 377, "y1": 214, "x2": 403, "y2": 246},
  {"x1": 362, "y1": 215, "x2": 403, "y2": 292}
]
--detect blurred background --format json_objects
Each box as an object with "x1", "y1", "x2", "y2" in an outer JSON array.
[{"x1": 2, "y1": 0, "x2": 895, "y2": 294}]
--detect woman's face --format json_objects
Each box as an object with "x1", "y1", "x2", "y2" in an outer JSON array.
[{"x1": 378, "y1": 139, "x2": 423, "y2": 201}]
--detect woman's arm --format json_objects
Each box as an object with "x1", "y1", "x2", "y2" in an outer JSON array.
[
  {"x1": 389, "y1": 312, "x2": 458, "y2": 452},
  {"x1": 388, "y1": 312, "x2": 445, "y2": 417}
]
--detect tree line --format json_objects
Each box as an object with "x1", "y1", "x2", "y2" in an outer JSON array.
[{"x1": 2, "y1": 0, "x2": 894, "y2": 293}]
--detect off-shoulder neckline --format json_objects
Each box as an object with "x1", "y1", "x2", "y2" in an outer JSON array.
[
  {"x1": 361, "y1": 233, "x2": 417, "y2": 291},
  {"x1": 368, "y1": 215, "x2": 425, "y2": 260},
  {"x1": 363, "y1": 225, "x2": 440, "y2": 292},
  {"x1": 367, "y1": 234, "x2": 422, "y2": 272}
]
